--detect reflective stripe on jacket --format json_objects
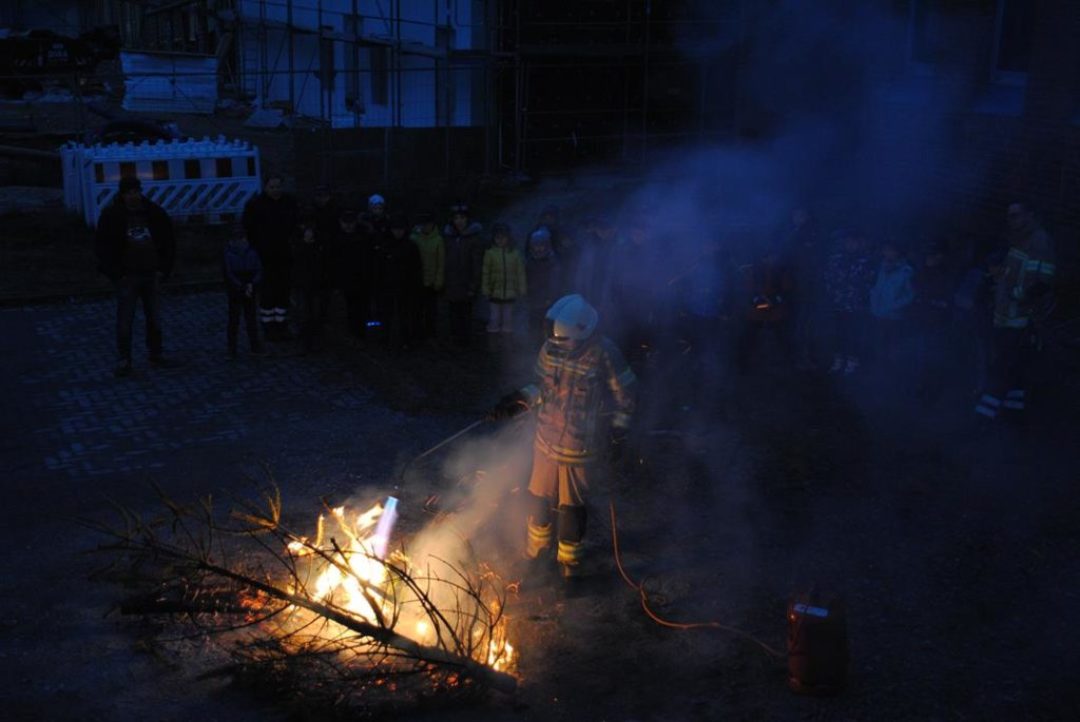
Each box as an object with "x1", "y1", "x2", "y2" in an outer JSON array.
[
  {"x1": 524, "y1": 336, "x2": 635, "y2": 464},
  {"x1": 994, "y1": 228, "x2": 1055, "y2": 328}
]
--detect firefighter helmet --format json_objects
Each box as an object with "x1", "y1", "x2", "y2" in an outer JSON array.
[{"x1": 545, "y1": 294, "x2": 598, "y2": 350}]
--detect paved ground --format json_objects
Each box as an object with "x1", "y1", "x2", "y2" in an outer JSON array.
[
  {"x1": 4, "y1": 289, "x2": 1080, "y2": 721},
  {"x1": 0, "y1": 290, "x2": 487, "y2": 721}
]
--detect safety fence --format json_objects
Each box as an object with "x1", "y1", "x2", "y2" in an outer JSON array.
[{"x1": 60, "y1": 137, "x2": 261, "y2": 227}]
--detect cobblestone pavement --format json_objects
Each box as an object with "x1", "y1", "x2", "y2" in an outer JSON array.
[
  {"x1": 2, "y1": 290, "x2": 487, "y2": 491},
  {"x1": 0, "y1": 289, "x2": 486, "y2": 721}
]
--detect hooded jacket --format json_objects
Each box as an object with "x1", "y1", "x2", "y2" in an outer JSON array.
[
  {"x1": 410, "y1": 225, "x2": 445, "y2": 290},
  {"x1": 482, "y1": 245, "x2": 527, "y2": 301},
  {"x1": 443, "y1": 221, "x2": 483, "y2": 301},
  {"x1": 869, "y1": 261, "x2": 915, "y2": 321}
]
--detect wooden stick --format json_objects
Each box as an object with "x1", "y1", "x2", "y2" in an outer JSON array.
[{"x1": 121, "y1": 541, "x2": 518, "y2": 694}]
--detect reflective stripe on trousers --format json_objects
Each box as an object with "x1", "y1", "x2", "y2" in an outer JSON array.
[{"x1": 526, "y1": 518, "x2": 552, "y2": 559}]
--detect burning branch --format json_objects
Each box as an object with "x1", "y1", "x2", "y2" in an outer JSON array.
[{"x1": 86, "y1": 485, "x2": 517, "y2": 715}]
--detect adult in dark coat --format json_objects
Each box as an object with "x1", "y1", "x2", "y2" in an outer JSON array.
[
  {"x1": 442, "y1": 203, "x2": 484, "y2": 346},
  {"x1": 779, "y1": 208, "x2": 823, "y2": 368},
  {"x1": 291, "y1": 216, "x2": 331, "y2": 352},
  {"x1": 736, "y1": 245, "x2": 796, "y2": 373},
  {"x1": 525, "y1": 227, "x2": 564, "y2": 341},
  {"x1": 95, "y1": 176, "x2": 176, "y2": 377},
  {"x1": 310, "y1": 184, "x2": 340, "y2": 248},
  {"x1": 370, "y1": 214, "x2": 423, "y2": 350},
  {"x1": 242, "y1": 174, "x2": 298, "y2": 340},
  {"x1": 334, "y1": 209, "x2": 372, "y2": 339}
]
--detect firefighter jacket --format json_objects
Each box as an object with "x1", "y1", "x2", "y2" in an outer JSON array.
[
  {"x1": 521, "y1": 336, "x2": 636, "y2": 465},
  {"x1": 994, "y1": 226, "x2": 1055, "y2": 329},
  {"x1": 482, "y1": 246, "x2": 527, "y2": 301}
]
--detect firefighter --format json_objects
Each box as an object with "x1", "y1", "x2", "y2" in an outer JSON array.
[
  {"x1": 490, "y1": 294, "x2": 636, "y2": 581},
  {"x1": 974, "y1": 202, "x2": 1055, "y2": 420}
]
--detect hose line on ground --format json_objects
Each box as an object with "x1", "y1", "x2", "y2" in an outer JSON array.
[{"x1": 608, "y1": 500, "x2": 785, "y2": 660}]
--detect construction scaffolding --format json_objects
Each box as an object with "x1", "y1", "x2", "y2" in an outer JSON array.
[
  {"x1": 494, "y1": 0, "x2": 744, "y2": 175},
  {"x1": 225, "y1": 0, "x2": 742, "y2": 179},
  {"x1": 1, "y1": 0, "x2": 744, "y2": 191}
]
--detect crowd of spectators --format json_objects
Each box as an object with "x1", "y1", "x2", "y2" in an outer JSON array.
[{"x1": 97, "y1": 172, "x2": 1057, "y2": 423}]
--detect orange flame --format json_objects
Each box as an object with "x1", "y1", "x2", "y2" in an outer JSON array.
[{"x1": 284, "y1": 500, "x2": 516, "y2": 673}]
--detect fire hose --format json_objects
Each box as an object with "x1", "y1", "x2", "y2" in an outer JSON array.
[
  {"x1": 607, "y1": 499, "x2": 784, "y2": 660},
  {"x1": 604, "y1": 438, "x2": 785, "y2": 661},
  {"x1": 395, "y1": 418, "x2": 488, "y2": 491},
  {"x1": 396, "y1": 418, "x2": 785, "y2": 660}
]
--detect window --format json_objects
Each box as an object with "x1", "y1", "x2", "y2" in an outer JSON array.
[{"x1": 992, "y1": 0, "x2": 1034, "y2": 84}]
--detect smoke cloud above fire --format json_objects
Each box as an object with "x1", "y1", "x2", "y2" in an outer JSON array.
[{"x1": 344, "y1": 0, "x2": 997, "y2": 621}]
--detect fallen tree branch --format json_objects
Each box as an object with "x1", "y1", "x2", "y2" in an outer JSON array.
[{"x1": 85, "y1": 484, "x2": 519, "y2": 714}]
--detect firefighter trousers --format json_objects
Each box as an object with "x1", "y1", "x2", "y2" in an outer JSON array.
[
  {"x1": 975, "y1": 326, "x2": 1036, "y2": 418},
  {"x1": 525, "y1": 448, "x2": 592, "y2": 571}
]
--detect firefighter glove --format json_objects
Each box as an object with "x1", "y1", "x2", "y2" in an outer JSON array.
[{"x1": 489, "y1": 390, "x2": 529, "y2": 421}]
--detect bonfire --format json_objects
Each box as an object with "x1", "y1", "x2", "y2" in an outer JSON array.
[{"x1": 88, "y1": 485, "x2": 518, "y2": 715}]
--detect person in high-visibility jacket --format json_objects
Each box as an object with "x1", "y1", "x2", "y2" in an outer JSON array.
[
  {"x1": 491, "y1": 294, "x2": 636, "y2": 580},
  {"x1": 975, "y1": 202, "x2": 1055, "y2": 420}
]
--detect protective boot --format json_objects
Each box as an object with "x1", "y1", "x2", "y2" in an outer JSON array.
[{"x1": 556, "y1": 504, "x2": 587, "y2": 587}]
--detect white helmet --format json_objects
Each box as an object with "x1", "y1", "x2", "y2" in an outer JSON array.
[{"x1": 545, "y1": 294, "x2": 598, "y2": 350}]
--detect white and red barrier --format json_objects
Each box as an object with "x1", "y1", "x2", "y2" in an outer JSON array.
[{"x1": 60, "y1": 136, "x2": 262, "y2": 227}]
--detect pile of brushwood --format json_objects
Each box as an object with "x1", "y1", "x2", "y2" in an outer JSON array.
[{"x1": 85, "y1": 485, "x2": 517, "y2": 718}]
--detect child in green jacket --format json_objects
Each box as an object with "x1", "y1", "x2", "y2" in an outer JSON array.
[
  {"x1": 482, "y1": 223, "x2": 527, "y2": 333},
  {"x1": 410, "y1": 211, "x2": 444, "y2": 339}
]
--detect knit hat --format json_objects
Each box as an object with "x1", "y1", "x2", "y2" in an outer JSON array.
[{"x1": 529, "y1": 226, "x2": 551, "y2": 244}]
